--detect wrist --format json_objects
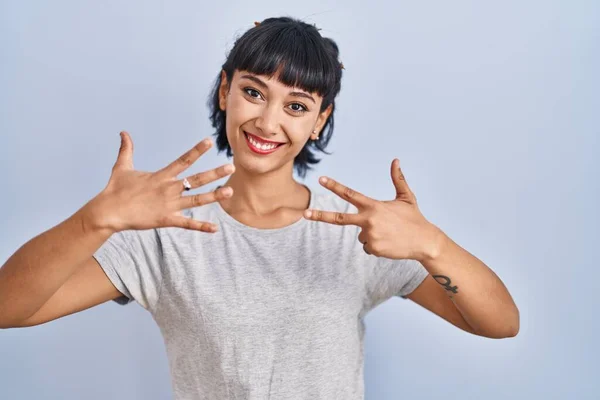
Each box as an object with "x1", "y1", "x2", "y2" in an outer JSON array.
[
  {"x1": 419, "y1": 224, "x2": 448, "y2": 263},
  {"x1": 77, "y1": 192, "x2": 119, "y2": 237}
]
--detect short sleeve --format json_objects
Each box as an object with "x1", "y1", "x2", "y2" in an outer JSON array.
[
  {"x1": 92, "y1": 228, "x2": 164, "y2": 312},
  {"x1": 364, "y1": 256, "x2": 429, "y2": 312},
  {"x1": 338, "y1": 199, "x2": 429, "y2": 312}
]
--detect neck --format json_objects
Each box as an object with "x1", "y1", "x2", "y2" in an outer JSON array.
[{"x1": 218, "y1": 162, "x2": 305, "y2": 217}]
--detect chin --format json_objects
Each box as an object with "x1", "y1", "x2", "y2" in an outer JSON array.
[{"x1": 234, "y1": 154, "x2": 287, "y2": 176}]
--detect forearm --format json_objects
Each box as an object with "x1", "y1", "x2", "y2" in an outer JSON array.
[
  {"x1": 420, "y1": 229, "x2": 520, "y2": 338},
  {"x1": 0, "y1": 198, "x2": 113, "y2": 327}
]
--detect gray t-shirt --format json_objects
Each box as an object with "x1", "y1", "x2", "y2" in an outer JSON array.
[{"x1": 93, "y1": 187, "x2": 429, "y2": 399}]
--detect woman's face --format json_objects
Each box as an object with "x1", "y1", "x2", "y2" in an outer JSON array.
[{"x1": 219, "y1": 69, "x2": 332, "y2": 175}]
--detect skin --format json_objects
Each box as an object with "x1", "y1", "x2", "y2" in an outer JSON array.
[
  {"x1": 0, "y1": 66, "x2": 518, "y2": 338},
  {"x1": 216, "y1": 69, "x2": 332, "y2": 228},
  {"x1": 301, "y1": 153, "x2": 520, "y2": 338},
  {"x1": 217, "y1": 70, "x2": 519, "y2": 338}
]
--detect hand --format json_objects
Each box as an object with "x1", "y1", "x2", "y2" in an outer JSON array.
[
  {"x1": 303, "y1": 159, "x2": 442, "y2": 262},
  {"x1": 86, "y1": 131, "x2": 235, "y2": 234}
]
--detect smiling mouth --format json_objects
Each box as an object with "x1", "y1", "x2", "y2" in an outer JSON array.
[{"x1": 243, "y1": 131, "x2": 286, "y2": 154}]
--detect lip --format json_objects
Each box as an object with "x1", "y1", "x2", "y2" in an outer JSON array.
[
  {"x1": 244, "y1": 131, "x2": 286, "y2": 145},
  {"x1": 244, "y1": 131, "x2": 286, "y2": 155}
]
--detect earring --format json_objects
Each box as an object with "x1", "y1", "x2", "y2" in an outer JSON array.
[{"x1": 312, "y1": 129, "x2": 319, "y2": 140}]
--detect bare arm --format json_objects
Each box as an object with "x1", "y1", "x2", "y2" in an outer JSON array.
[
  {"x1": 0, "y1": 204, "x2": 114, "y2": 328},
  {"x1": 0, "y1": 132, "x2": 234, "y2": 329},
  {"x1": 14, "y1": 256, "x2": 124, "y2": 328},
  {"x1": 419, "y1": 231, "x2": 520, "y2": 338}
]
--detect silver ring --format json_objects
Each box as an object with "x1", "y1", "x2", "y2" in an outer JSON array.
[{"x1": 182, "y1": 178, "x2": 192, "y2": 191}]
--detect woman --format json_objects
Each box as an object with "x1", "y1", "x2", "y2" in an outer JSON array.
[{"x1": 0, "y1": 16, "x2": 519, "y2": 399}]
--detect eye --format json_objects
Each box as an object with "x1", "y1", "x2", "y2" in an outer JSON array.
[
  {"x1": 288, "y1": 103, "x2": 308, "y2": 114},
  {"x1": 243, "y1": 87, "x2": 263, "y2": 100}
]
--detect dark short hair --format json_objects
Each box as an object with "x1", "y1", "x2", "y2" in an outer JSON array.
[{"x1": 207, "y1": 16, "x2": 343, "y2": 178}]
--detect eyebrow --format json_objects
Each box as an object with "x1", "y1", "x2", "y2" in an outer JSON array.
[{"x1": 240, "y1": 74, "x2": 316, "y2": 104}]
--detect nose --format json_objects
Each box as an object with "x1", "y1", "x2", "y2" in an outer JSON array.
[{"x1": 255, "y1": 104, "x2": 281, "y2": 137}]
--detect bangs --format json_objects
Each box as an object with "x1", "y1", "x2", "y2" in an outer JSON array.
[
  {"x1": 226, "y1": 25, "x2": 338, "y2": 99},
  {"x1": 210, "y1": 16, "x2": 343, "y2": 179}
]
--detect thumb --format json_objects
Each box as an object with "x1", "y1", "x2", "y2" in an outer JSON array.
[
  {"x1": 114, "y1": 131, "x2": 134, "y2": 170},
  {"x1": 390, "y1": 158, "x2": 413, "y2": 202}
]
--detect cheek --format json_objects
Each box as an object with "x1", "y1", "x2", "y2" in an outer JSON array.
[
  {"x1": 228, "y1": 95, "x2": 258, "y2": 119},
  {"x1": 288, "y1": 119, "x2": 315, "y2": 143},
  {"x1": 225, "y1": 97, "x2": 254, "y2": 134},
  {"x1": 225, "y1": 95, "x2": 315, "y2": 142},
  {"x1": 279, "y1": 115, "x2": 319, "y2": 147}
]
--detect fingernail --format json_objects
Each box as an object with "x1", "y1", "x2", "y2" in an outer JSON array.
[
  {"x1": 304, "y1": 210, "x2": 312, "y2": 218},
  {"x1": 222, "y1": 187, "x2": 233, "y2": 196},
  {"x1": 224, "y1": 164, "x2": 234, "y2": 173},
  {"x1": 319, "y1": 177, "x2": 328, "y2": 184}
]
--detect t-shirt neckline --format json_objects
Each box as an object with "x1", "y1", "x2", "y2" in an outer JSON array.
[{"x1": 212, "y1": 185, "x2": 315, "y2": 235}]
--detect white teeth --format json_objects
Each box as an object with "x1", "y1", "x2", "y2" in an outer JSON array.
[{"x1": 248, "y1": 135, "x2": 277, "y2": 150}]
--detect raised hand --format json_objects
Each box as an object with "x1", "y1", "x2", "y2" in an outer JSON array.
[
  {"x1": 303, "y1": 159, "x2": 442, "y2": 261},
  {"x1": 88, "y1": 131, "x2": 235, "y2": 234}
]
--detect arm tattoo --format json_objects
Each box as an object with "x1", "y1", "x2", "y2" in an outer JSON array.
[{"x1": 433, "y1": 275, "x2": 459, "y2": 298}]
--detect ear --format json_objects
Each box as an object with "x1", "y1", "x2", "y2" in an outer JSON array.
[
  {"x1": 218, "y1": 70, "x2": 230, "y2": 111},
  {"x1": 313, "y1": 103, "x2": 333, "y2": 135}
]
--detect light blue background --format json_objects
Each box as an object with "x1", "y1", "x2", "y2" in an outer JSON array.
[{"x1": 1, "y1": 1, "x2": 598, "y2": 399}]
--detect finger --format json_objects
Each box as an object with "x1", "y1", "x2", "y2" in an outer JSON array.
[
  {"x1": 363, "y1": 242, "x2": 371, "y2": 255},
  {"x1": 162, "y1": 216, "x2": 218, "y2": 232},
  {"x1": 357, "y1": 230, "x2": 371, "y2": 254},
  {"x1": 114, "y1": 131, "x2": 134, "y2": 170},
  {"x1": 177, "y1": 163, "x2": 235, "y2": 191},
  {"x1": 318, "y1": 177, "x2": 373, "y2": 209},
  {"x1": 178, "y1": 185, "x2": 233, "y2": 210},
  {"x1": 157, "y1": 138, "x2": 213, "y2": 178},
  {"x1": 357, "y1": 229, "x2": 367, "y2": 244},
  {"x1": 391, "y1": 158, "x2": 415, "y2": 203},
  {"x1": 303, "y1": 208, "x2": 363, "y2": 226}
]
